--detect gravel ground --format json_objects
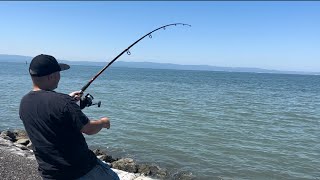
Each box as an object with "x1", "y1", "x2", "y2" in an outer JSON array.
[{"x1": 0, "y1": 148, "x2": 41, "y2": 180}]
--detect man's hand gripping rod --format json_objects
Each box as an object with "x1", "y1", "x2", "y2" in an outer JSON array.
[{"x1": 78, "y1": 23, "x2": 191, "y2": 109}]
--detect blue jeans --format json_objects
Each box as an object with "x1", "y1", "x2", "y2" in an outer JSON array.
[{"x1": 77, "y1": 159, "x2": 120, "y2": 180}]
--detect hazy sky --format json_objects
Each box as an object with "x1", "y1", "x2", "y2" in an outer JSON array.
[{"x1": 1, "y1": 1, "x2": 319, "y2": 72}]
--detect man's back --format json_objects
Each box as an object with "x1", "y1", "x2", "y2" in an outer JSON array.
[{"x1": 19, "y1": 90, "x2": 97, "y2": 180}]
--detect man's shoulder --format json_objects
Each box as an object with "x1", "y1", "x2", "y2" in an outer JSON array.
[
  {"x1": 52, "y1": 91, "x2": 71, "y2": 99},
  {"x1": 47, "y1": 91, "x2": 75, "y2": 105},
  {"x1": 22, "y1": 90, "x2": 72, "y2": 103}
]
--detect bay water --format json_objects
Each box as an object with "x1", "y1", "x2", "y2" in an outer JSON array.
[{"x1": 0, "y1": 62, "x2": 319, "y2": 179}]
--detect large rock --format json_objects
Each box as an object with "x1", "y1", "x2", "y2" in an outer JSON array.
[
  {"x1": 93, "y1": 148, "x2": 118, "y2": 163},
  {"x1": 0, "y1": 130, "x2": 16, "y2": 141},
  {"x1": 172, "y1": 171, "x2": 195, "y2": 180},
  {"x1": 99, "y1": 154, "x2": 118, "y2": 163},
  {"x1": 0, "y1": 130, "x2": 29, "y2": 142},
  {"x1": 112, "y1": 158, "x2": 138, "y2": 173},
  {"x1": 138, "y1": 164, "x2": 167, "y2": 179},
  {"x1": 92, "y1": 148, "x2": 105, "y2": 156},
  {"x1": 13, "y1": 129, "x2": 29, "y2": 140},
  {"x1": 15, "y1": 139, "x2": 30, "y2": 146}
]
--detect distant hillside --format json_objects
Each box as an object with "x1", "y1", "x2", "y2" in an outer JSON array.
[
  {"x1": 114, "y1": 61, "x2": 281, "y2": 74},
  {"x1": 0, "y1": 54, "x2": 32, "y2": 62},
  {"x1": 0, "y1": 54, "x2": 318, "y2": 75}
]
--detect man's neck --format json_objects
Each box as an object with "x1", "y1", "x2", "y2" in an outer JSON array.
[
  {"x1": 33, "y1": 85, "x2": 53, "y2": 91},
  {"x1": 33, "y1": 86, "x2": 41, "y2": 91}
]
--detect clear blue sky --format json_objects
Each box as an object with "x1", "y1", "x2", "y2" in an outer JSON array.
[{"x1": 1, "y1": 1, "x2": 319, "y2": 72}]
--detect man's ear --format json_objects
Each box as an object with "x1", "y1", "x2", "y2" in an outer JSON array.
[{"x1": 47, "y1": 74, "x2": 53, "y2": 80}]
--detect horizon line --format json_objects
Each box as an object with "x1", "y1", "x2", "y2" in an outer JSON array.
[{"x1": 0, "y1": 53, "x2": 319, "y2": 74}]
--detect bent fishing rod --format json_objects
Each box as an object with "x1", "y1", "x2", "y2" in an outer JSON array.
[{"x1": 79, "y1": 23, "x2": 191, "y2": 109}]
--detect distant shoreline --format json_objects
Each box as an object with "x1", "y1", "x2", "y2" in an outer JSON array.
[{"x1": 1, "y1": 54, "x2": 319, "y2": 76}]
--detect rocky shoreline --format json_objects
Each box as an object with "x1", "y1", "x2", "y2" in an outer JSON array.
[{"x1": 0, "y1": 129, "x2": 194, "y2": 180}]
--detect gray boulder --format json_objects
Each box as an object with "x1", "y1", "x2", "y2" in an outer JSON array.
[
  {"x1": 138, "y1": 164, "x2": 167, "y2": 179},
  {"x1": 15, "y1": 139, "x2": 30, "y2": 146},
  {"x1": 0, "y1": 130, "x2": 16, "y2": 141},
  {"x1": 112, "y1": 158, "x2": 138, "y2": 173}
]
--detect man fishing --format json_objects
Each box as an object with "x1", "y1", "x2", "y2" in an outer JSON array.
[{"x1": 19, "y1": 54, "x2": 119, "y2": 180}]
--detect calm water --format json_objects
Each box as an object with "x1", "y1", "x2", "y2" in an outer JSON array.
[{"x1": 0, "y1": 62, "x2": 319, "y2": 180}]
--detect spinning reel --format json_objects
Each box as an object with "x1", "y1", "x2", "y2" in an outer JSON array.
[{"x1": 80, "y1": 93, "x2": 101, "y2": 109}]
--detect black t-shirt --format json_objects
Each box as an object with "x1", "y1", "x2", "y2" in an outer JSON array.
[{"x1": 19, "y1": 90, "x2": 97, "y2": 180}]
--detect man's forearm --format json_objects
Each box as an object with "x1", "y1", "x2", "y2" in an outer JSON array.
[{"x1": 81, "y1": 119, "x2": 104, "y2": 135}]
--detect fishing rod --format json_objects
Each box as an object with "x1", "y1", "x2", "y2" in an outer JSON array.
[{"x1": 79, "y1": 23, "x2": 191, "y2": 109}]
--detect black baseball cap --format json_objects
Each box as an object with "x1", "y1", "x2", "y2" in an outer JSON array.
[{"x1": 29, "y1": 54, "x2": 70, "y2": 77}]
